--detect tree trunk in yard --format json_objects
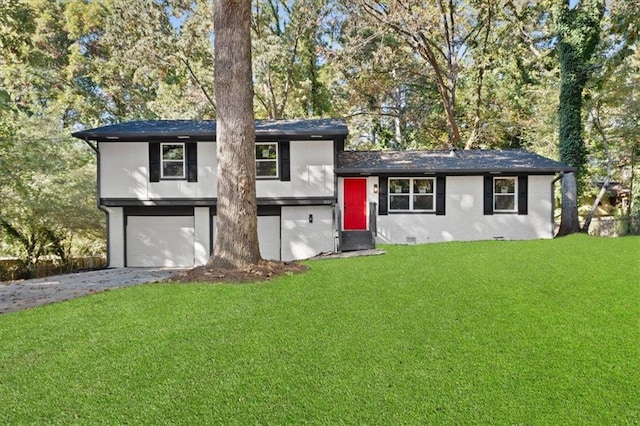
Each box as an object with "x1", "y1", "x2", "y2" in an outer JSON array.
[
  {"x1": 556, "y1": 172, "x2": 581, "y2": 236},
  {"x1": 208, "y1": 0, "x2": 261, "y2": 269},
  {"x1": 581, "y1": 177, "x2": 609, "y2": 234}
]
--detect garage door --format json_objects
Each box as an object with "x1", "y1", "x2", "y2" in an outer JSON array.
[
  {"x1": 127, "y1": 216, "x2": 195, "y2": 267},
  {"x1": 258, "y1": 216, "x2": 280, "y2": 261}
]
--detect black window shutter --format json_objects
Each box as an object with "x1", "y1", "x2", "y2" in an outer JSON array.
[
  {"x1": 279, "y1": 141, "x2": 290, "y2": 181},
  {"x1": 436, "y1": 175, "x2": 446, "y2": 215},
  {"x1": 518, "y1": 175, "x2": 528, "y2": 215},
  {"x1": 187, "y1": 143, "x2": 198, "y2": 182},
  {"x1": 378, "y1": 177, "x2": 388, "y2": 215},
  {"x1": 483, "y1": 175, "x2": 494, "y2": 215},
  {"x1": 149, "y1": 142, "x2": 160, "y2": 182}
]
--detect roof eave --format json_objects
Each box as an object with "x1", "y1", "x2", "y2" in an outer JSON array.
[
  {"x1": 71, "y1": 130, "x2": 349, "y2": 142},
  {"x1": 335, "y1": 167, "x2": 576, "y2": 175}
]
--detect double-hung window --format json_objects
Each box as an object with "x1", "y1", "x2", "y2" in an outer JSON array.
[
  {"x1": 389, "y1": 178, "x2": 435, "y2": 212},
  {"x1": 494, "y1": 177, "x2": 517, "y2": 212},
  {"x1": 161, "y1": 143, "x2": 185, "y2": 179},
  {"x1": 256, "y1": 142, "x2": 278, "y2": 178}
]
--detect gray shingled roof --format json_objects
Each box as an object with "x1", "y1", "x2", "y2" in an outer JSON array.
[
  {"x1": 337, "y1": 149, "x2": 574, "y2": 174},
  {"x1": 72, "y1": 118, "x2": 348, "y2": 141}
]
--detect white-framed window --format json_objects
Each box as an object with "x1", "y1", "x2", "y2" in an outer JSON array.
[
  {"x1": 389, "y1": 177, "x2": 435, "y2": 212},
  {"x1": 161, "y1": 143, "x2": 185, "y2": 178},
  {"x1": 494, "y1": 177, "x2": 517, "y2": 212},
  {"x1": 256, "y1": 142, "x2": 278, "y2": 178}
]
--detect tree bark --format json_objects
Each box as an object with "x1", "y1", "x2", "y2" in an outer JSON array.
[
  {"x1": 581, "y1": 177, "x2": 609, "y2": 234},
  {"x1": 209, "y1": 0, "x2": 261, "y2": 269},
  {"x1": 555, "y1": 0, "x2": 604, "y2": 235},
  {"x1": 556, "y1": 172, "x2": 581, "y2": 236}
]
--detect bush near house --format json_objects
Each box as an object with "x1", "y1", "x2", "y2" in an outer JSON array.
[{"x1": 0, "y1": 235, "x2": 638, "y2": 424}]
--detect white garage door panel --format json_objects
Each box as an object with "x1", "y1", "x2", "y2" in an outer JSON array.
[
  {"x1": 258, "y1": 216, "x2": 280, "y2": 261},
  {"x1": 127, "y1": 216, "x2": 195, "y2": 267}
]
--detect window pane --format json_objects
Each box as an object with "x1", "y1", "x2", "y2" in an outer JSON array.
[
  {"x1": 414, "y1": 179, "x2": 434, "y2": 194},
  {"x1": 390, "y1": 179, "x2": 410, "y2": 194},
  {"x1": 495, "y1": 178, "x2": 515, "y2": 194},
  {"x1": 162, "y1": 144, "x2": 184, "y2": 160},
  {"x1": 414, "y1": 195, "x2": 434, "y2": 210},
  {"x1": 256, "y1": 144, "x2": 277, "y2": 160},
  {"x1": 390, "y1": 195, "x2": 410, "y2": 210},
  {"x1": 163, "y1": 161, "x2": 184, "y2": 178},
  {"x1": 256, "y1": 160, "x2": 277, "y2": 177},
  {"x1": 495, "y1": 194, "x2": 515, "y2": 210}
]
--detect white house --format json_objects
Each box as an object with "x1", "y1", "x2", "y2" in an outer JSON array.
[{"x1": 73, "y1": 119, "x2": 574, "y2": 268}]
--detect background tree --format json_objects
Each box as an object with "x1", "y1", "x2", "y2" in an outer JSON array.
[
  {"x1": 252, "y1": 0, "x2": 336, "y2": 119},
  {"x1": 0, "y1": 0, "x2": 104, "y2": 271},
  {"x1": 555, "y1": 0, "x2": 605, "y2": 236},
  {"x1": 344, "y1": 0, "x2": 506, "y2": 148},
  {"x1": 581, "y1": 0, "x2": 640, "y2": 231},
  {"x1": 209, "y1": 0, "x2": 261, "y2": 269}
]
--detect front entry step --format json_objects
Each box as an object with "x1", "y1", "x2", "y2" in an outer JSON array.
[{"x1": 340, "y1": 230, "x2": 375, "y2": 252}]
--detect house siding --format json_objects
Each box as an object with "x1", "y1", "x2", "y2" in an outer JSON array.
[
  {"x1": 99, "y1": 139, "x2": 333, "y2": 202},
  {"x1": 281, "y1": 205, "x2": 335, "y2": 261},
  {"x1": 257, "y1": 139, "x2": 334, "y2": 199},
  {"x1": 100, "y1": 141, "x2": 216, "y2": 200},
  {"x1": 106, "y1": 207, "x2": 125, "y2": 268},
  {"x1": 375, "y1": 175, "x2": 554, "y2": 244},
  {"x1": 194, "y1": 207, "x2": 211, "y2": 265}
]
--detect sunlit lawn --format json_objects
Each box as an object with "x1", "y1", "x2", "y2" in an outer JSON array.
[{"x1": 1, "y1": 235, "x2": 639, "y2": 424}]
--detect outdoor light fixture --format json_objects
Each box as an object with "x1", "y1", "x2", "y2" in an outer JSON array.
[
  {"x1": 373, "y1": 184, "x2": 378, "y2": 194},
  {"x1": 309, "y1": 214, "x2": 313, "y2": 223}
]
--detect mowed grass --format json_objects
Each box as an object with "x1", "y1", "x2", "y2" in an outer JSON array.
[{"x1": 1, "y1": 235, "x2": 639, "y2": 424}]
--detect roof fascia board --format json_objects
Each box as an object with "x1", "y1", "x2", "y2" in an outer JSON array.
[
  {"x1": 335, "y1": 168, "x2": 576, "y2": 175},
  {"x1": 100, "y1": 196, "x2": 335, "y2": 207}
]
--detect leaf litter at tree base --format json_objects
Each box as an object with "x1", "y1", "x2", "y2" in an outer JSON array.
[{"x1": 164, "y1": 260, "x2": 309, "y2": 284}]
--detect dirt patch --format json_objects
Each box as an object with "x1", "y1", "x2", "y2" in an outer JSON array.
[{"x1": 164, "y1": 260, "x2": 309, "y2": 283}]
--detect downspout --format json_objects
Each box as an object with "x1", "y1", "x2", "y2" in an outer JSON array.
[
  {"x1": 83, "y1": 137, "x2": 111, "y2": 268},
  {"x1": 551, "y1": 172, "x2": 565, "y2": 238},
  {"x1": 334, "y1": 136, "x2": 344, "y2": 253}
]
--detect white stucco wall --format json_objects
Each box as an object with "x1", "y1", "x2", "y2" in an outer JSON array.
[
  {"x1": 257, "y1": 139, "x2": 334, "y2": 199},
  {"x1": 99, "y1": 140, "x2": 333, "y2": 201},
  {"x1": 194, "y1": 207, "x2": 211, "y2": 265},
  {"x1": 375, "y1": 175, "x2": 555, "y2": 244},
  {"x1": 106, "y1": 207, "x2": 125, "y2": 268},
  {"x1": 281, "y1": 206, "x2": 335, "y2": 261},
  {"x1": 99, "y1": 141, "x2": 216, "y2": 199}
]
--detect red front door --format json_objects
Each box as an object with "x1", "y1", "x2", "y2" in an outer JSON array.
[{"x1": 344, "y1": 178, "x2": 367, "y2": 230}]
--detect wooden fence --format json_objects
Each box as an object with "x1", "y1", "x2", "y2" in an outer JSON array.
[{"x1": 0, "y1": 256, "x2": 107, "y2": 281}]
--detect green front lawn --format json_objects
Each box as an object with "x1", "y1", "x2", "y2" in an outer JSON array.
[{"x1": 1, "y1": 235, "x2": 639, "y2": 424}]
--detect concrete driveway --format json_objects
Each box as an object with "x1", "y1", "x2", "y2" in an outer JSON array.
[{"x1": 0, "y1": 268, "x2": 181, "y2": 315}]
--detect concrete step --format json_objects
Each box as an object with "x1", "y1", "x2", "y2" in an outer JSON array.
[{"x1": 340, "y1": 231, "x2": 375, "y2": 252}]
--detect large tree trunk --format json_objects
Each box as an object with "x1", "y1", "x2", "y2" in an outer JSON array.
[
  {"x1": 555, "y1": 0, "x2": 604, "y2": 235},
  {"x1": 556, "y1": 172, "x2": 581, "y2": 236},
  {"x1": 209, "y1": 0, "x2": 261, "y2": 269}
]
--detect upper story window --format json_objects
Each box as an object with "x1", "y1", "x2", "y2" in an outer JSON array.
[
  {"x1": 494, "y1": 177, "x2": 517, "y2": 212},
  {"x1": 256, "y1": 142, "x2": 278, "y2": 178},
  {"x1": 389, "y1": 177, "x2": 435, "y2": 212},
  {"x1": 161, "y1": 143, "x2": 185, "y2": 179}
]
